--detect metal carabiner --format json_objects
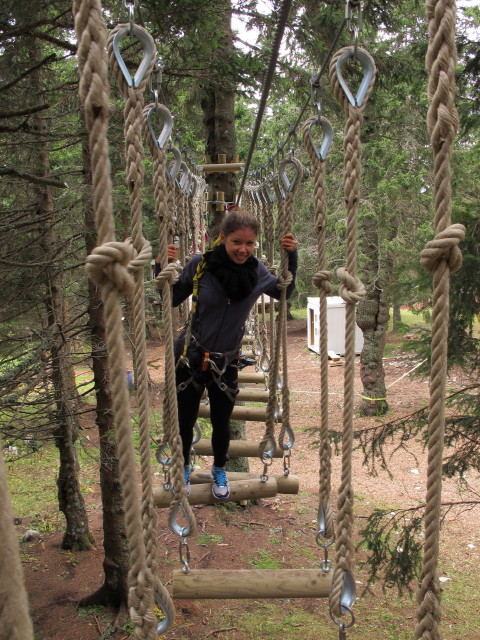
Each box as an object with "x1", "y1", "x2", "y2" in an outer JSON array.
[
  {"x1": 165, "y1": 144, "x2": 182, "y2": 181},
  {"x1": 156, "y1": 440, "x2": 172, "y2": 467},
  {"x1": 281, "y1": 425, "x2": 295, "y2": 451},
  {"x1": 176, "y1": 163, "x2": 190, "y2": 192},
  {"x1": 334, "y1": 47, "x2": 375, "y2": 108},
  {"x1": 168, "y1": 501, "x2": 193, "y2": 537},
  {"x1": 146, "y1": 103, "x2": 174, "y2": 150},
  {"x1": 260, "y1": 436, "x2": 276, "y2": 461},
  {"x1": 154, "y1": 591, "x2": 173, "y2": 635},
  {"x1": 259, "y1": 353, "x2": 270, "y2": 372},
  {"x1": 112, "y1": 24, "x2": 155, "y2": 89},
  {"x1": 278, "y1": 156, "x2": 302, "y2": 193},
  {"x1": 192, "y1": 421, "x2": 202, "y2": 445},
  {"x1": 306, "y1": 115, "x2": 333, "y2": 161}
]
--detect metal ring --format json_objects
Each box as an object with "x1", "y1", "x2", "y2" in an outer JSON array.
[
  {"x1": 192, "y1": 422, "x2": 202, "y2": 445},
  {"x1": 156, "y1": 441, "x2": 171, "y2": 466},
  {"x1": 146, "y1": 103, "x2": 173, "y2": 150},
  {"x1": 329, "y1": 604, "x2": 355, "y2": 630}
]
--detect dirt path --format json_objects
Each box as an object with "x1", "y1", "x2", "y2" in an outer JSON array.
[{"x1": 19, "y1": 319, "x2": 480, "y2": 640}]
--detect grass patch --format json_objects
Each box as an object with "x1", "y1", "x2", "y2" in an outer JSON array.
[{"x1": 248, "y1": 548, "x2": 282, "y2": 570}]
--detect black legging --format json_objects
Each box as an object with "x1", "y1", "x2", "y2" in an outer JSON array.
[{"x1": 176, "y1": 362, "x2": 238, "y2": 467}]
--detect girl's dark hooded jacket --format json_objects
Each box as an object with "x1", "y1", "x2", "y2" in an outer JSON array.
[{"x1": 171, "y1": 250, "x2": 298, "y2": 361}]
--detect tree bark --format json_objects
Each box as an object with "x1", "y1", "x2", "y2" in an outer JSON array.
[
  {"x1": 356, "y1": 212, "x2": 390, "y2": 417},
  {"x1": 78, "y1": 128, "x2": 130, "y2": 607},
  {"x1": 31, "y1": 36, "x2": 93, "y2": 551},
  {"x1": 199, "y1": 0, "x2": 249, "y2": 473}
]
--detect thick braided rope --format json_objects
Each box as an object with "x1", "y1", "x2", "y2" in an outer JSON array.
[
  {"x1": 302, "y1": 116, "x2": 334, "y2": 540},
  {"x1": 278, "y1": 159, "x2": 302, "y2": 447},
  {"x1": 142, "y1": 113, "x2": 193, "y2": 622},
  {"x1": 257, "y1": 187, "x2": 271, "y2": 356},
  {"x1": 143, "y1": 116, "x2": 197, "y2": 534},
  {"x1": 175, "y1": 183, "x2": 187, "y2": 264},
  {"x1": 262, "y1": 183, "x2": 277, "y2": 355},
  {"x1": 260, "y1": 161, "x2": 301, "y2": 455},
  {"x1": 107, "y1": 25, "x2": 161, "y2": 639},
  {"x1": 328, "y1": 46, "x2": 375, "y2": 619},
  {"x1": 415, "y1": 2, "x2": 465, "y2": 639},
  {"x1": 0, "y1": 449, "x2": 34, "y2": 640},
  {"x1": 260, "y1": 174, "x2": 286, "y2": 453},
  {"x1": 73, "y1": 4, "x2": 157, "y2": 639}
]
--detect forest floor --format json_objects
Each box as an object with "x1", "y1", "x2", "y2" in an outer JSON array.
[{"x1": 17, "y1": 318, "x2": 480, "y2": 640}]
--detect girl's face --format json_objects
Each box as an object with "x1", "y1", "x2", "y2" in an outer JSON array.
[{"x1": 221, "y1": 227, "x2": 256, "y2": 264}]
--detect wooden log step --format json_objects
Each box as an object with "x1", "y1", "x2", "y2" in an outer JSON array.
[
  {"x1": 193, "y1": 438, "x2": 283, "y2": 458},
  {"x1": 190, "y1": 470, "x2": 299, "y2": 495},
  {"x1": 153, "y1": 477, "x2": 278, "y2": 507},
  {"x1": 173, "y1": 568, "x2": 331, "y2": 599},
  {"x1": 238, "y1": 370, "x2": 266, "y2": 384},
  {"x1": 236, "y1": 387, "x2": 269, "y2": 402},
  {"x1": 198, "y1": 404, "x2": 281, "y2": 423}
]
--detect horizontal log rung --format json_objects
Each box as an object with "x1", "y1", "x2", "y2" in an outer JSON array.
[
  {"x1": 193, "y1": 438, "x2": 284, "y2": 458},
  {"x1": 173, "y1": 568, "x2": 332, "y2": 599},
  {"x1": 153, "y1": 477, "x2": 278, "y2": 507},
  {"x1": 198, "y1": 403, "x2": 281, "y2": 423},
  {"x1": 190, "y1": 470, "x2": 299, "y2": 495}
]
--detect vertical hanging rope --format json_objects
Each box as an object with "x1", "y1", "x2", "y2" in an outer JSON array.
[
  {"x1": 107, "y1": 25, "x2": 160, "y2": 638},
  {"x1": 73, "y1": 2, "x2": 158, "y2": 638},
  {"x1": 415, "y1": 1, "x2": 465, "y2": 638},
  {"x1": 143, "y1": 107, "x2": 197, "y2": 537},
  {"x1": 0, "y1": 450, "x2": 34, "y2": 640},
  {"x1": 302, "y1": 116, "x2": 334, "y2": 541},
  {"x1": 328, "y1": 46, "x2": 375, "y2": 621},
  {"x1": 260, "y1": 159, "x2": 302, "y2": 456}
]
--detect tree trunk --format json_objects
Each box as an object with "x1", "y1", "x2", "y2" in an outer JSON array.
[
  {"x1": 392, "y1": 304, "x2": 402, "y2": 331},
  {"x1": 199, "y1": 1, "x2": 249, "y2": 473},
  {"x1": 356, "y1": 212, "x2": 390, "y2": 417},
  {"x1": 78, "y1": 129, "x2": 130, "y2": 607},
  {"x1": 31, "y1": 39, "x2": 93, "y2": 551}
]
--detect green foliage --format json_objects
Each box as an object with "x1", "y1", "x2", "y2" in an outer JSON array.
[{"x1": 359, "y1": 507, "x2": 424, "y2": 595}]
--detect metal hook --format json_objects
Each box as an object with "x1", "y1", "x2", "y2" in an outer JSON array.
[
  {"x1": 165, "y1": 144, "x2": 182, "y2": 181},
  {"x1": 154, "y1": 591, "x2": 173, "y2": 635},
  {"x1": 281, "y1": 425, "x2": 295, "y2": 450},
  {"x1": 278, "y1": 156, "x2": 302, "y2": 192},
  {"x1": 306, "y1": 115, "x2": 333, "y2": 161},
  {"x1": 168, "y1": 501, "x2": 193, "y2": 537},
  {"x1": 335, "y1": 47, "x2": 375, "y2": 108},
  {"x1": 146, "y1": 103, "x2": 174, "y2": 150},
  {"x1": 112, "y1": 24, "x2": 155, "y2": 89}
]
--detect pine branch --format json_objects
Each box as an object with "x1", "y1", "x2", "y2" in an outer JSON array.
[{"x1": 0, "y1": 166, "x2": 67, "y2": 189}]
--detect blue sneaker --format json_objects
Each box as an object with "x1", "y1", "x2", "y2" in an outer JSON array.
[
  {"x1": 184, "y1": 466, "x2": 191, "y2": 496},
  {"x1": 211, "y1": 465, "x2": 230, "y2": 500}
]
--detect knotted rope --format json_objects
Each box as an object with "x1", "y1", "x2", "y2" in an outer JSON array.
[
  {"x1": 73, "y1": 2, "x2": 159, "y2": 637},
  {"x1": 107, "y1": 25, "x2": 164, "y2": 638},
  {"x1": 415, "y1": 2, "x2": 465, "y2": 639},
  {"x1": 302, "y1": 116, "x2": 334, "y2": 542},
  {"x1": 0, "y1": 449, "x2": 34, "y2": 640},
  {"x1": 328, "y1": 46, "x2": 375, "y2": 620}
]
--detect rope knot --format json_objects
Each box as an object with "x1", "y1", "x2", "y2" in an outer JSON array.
[
  {"x1": 156, "y1": 263, "x2": 181, "y2": 289},
  {"x1": 126, "y1": 236, "x2": 152, "y2": 273},
  {"x1": 313, "y1": 270, "x2": 333, "y2": 295},
  {"x1": 276, "y1": 271, "x2": 293, "y2": 291},
  {"x1": 420, "y1": 223, "x2": 465, "y2": 274},
  {"x1": 337, "y1": 267, "x2": 366, "y2": 303},
  {"x1": 85, "y1": 241, "x2": 134, "y2": 295}
]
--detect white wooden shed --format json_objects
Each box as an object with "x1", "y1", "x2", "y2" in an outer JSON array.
[{"x1": 307, "y1": 296, "x2": 364, "y2": 356}]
